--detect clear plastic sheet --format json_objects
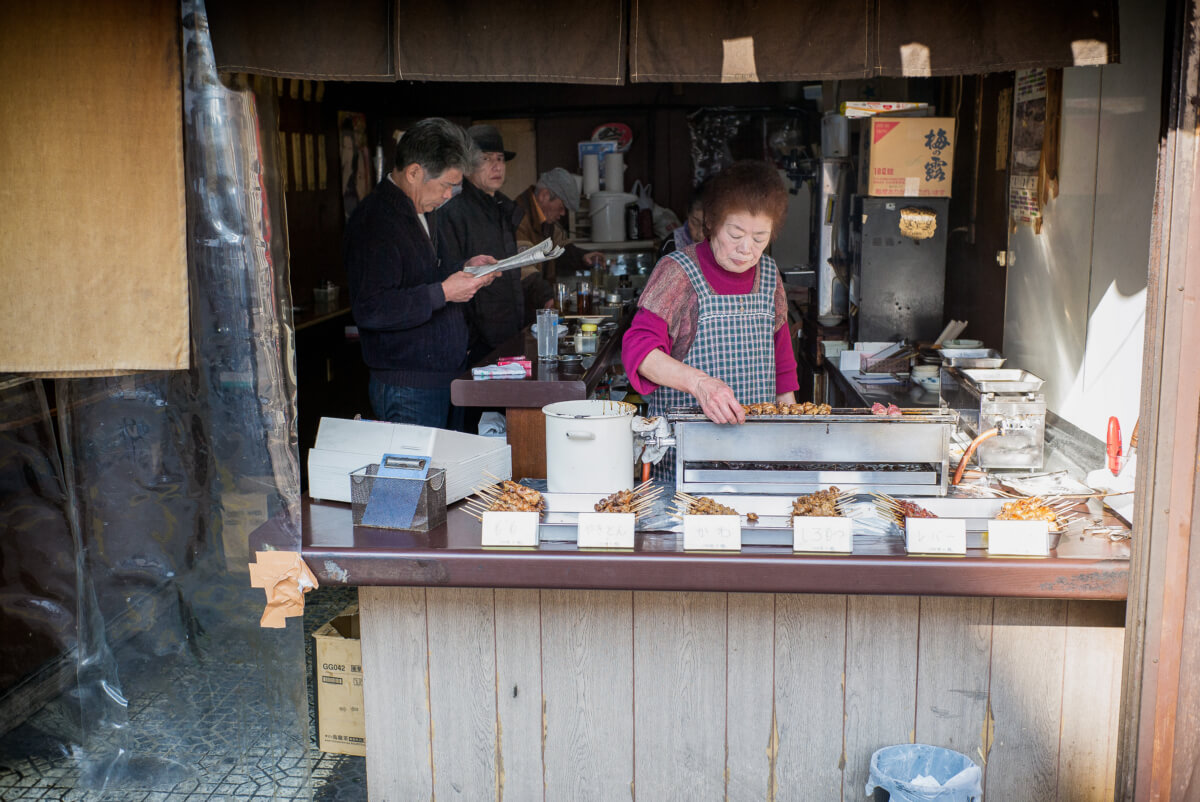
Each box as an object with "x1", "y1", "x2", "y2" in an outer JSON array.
[{"x1": 0, "y1": 0, "x2": 306, "y2": 795}]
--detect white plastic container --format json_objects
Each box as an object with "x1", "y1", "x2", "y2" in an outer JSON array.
[
  {"x1": 589, "y1": 191, "x2": 637, "y2": 242},
  {"x1": 543, "y1": 400, "x2": 636, "y2": 493}
]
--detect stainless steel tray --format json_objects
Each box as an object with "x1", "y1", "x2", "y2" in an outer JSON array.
[
  {"x1": 939, "y1": 349, "x2": 1006, "y2": 369},
  {"x1": 666, "y1": 407, "x2": 958, "y2": 423},
  {"x1": 960, "y1": 368, "x2": 1044, "y2": 393}
]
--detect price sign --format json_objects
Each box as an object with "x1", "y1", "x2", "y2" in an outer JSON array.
[
  {"x1": 905, "y1": 518, "x2": 966, "y2": 555},
  {"x1": 683, "y1": 515, "x2": 742, "y2": 551},
  {"x1": 987, "y1": 520, "x2": 1050, "y2": 556},
  {"x1": 577, "y1": 513, "x2": 635, "y2": 549},
  {"x1": 481, "y1": 511, "x2": 540, "y2": 548},
  {"x1": 793, "y1": 517, "x2": 853, "y2": 553}
]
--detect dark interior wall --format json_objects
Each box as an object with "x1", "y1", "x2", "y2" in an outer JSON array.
[
  {"x1": 274, "y1": 79, "x2": 818, "y2": 302},
  {"x1": 943, "y1": 73, "x2": 1014, "y2": 349}
]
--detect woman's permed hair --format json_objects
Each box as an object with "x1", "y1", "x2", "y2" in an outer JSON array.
[{"x1": 702, "y1": 160, "x2": 789, "y2": 241}]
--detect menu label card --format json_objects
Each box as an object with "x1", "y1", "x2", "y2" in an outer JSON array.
[
  {"x1": 481, "y1": 511, "x2": 540, "y2": 548},
  {"x1": 683, "y1": 515, "x2": 741, "y2": 551},
  {"x1": 577, "y1": 513, "x2": 635, "y2": 549},
  {"x1": 987, "y1": 520, "x2": 1050, "y2": 556},
  {"x1": 905, "y1": 518, "x2": 967, "y2": 555},
  {"x1": 793, "y1": 517, "x2": 853, "y2": 553}
]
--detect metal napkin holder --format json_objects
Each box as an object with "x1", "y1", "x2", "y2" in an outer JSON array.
[{"x1": 350, "y1": 464, "x2": 447, "y2": 531}]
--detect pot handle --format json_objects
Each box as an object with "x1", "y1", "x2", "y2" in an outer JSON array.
[{"x1": 566, "y1": 431, "x2": 596, "y2": 441}]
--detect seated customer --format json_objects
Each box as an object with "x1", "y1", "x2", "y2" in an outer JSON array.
[
  {"x1": 514, "y1": 168, "x2": 603, "y2": 317},
  {"x1": 622, "y1": 161, "x2": 799, "y2": 476},
  {"x1": 657, "y1": 180, "x2": 708, "y2": 262}
]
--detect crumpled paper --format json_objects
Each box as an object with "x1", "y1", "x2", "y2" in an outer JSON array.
[
  {"x1": 632, "y1": 415, "x2": 672, "y2": 465},
  {"x1": 248, "y1": 550, "x2": 319, "y2": 628}
]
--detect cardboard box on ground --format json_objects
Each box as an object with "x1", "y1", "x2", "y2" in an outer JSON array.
[
  {"x1": 313, "y1": 605, "x2": 365, "y2": 756},
  {"x1": 861, "y1": 116, "x2": 957, "y2": 197}
]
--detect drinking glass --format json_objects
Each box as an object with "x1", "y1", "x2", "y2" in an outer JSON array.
[{"x1": 536, "y1": 309, "x2": 559, "y2": 360}]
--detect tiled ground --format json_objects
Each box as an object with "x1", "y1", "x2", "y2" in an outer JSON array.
[{"x1": 0, "y1": 586, "x2": 364, "y2": 801}]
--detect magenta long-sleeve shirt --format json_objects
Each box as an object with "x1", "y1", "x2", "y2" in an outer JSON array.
[{"x1": 622, "y1": 241, "x2": 799, "y2": 397}]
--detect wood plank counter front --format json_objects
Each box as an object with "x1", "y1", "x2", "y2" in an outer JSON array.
[{"x1": 296, "y1": 499, "x2": 1130, "y2": 800}]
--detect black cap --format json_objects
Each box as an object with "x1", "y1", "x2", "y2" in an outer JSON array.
[{"x1": 468, "y1": 124, "x2": 516, "y2": 161}]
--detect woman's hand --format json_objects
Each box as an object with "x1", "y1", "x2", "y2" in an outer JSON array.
[
  {"x1": 691, "y1": 375, "x2": 746, "y2": 424},
  {"x1": 776, "y1": 391, "x2": 796, "y2": 406}
]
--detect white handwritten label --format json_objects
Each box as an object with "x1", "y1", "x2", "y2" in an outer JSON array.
[
  {"x1": 481, "y1": 511, "x2": 540, "y2": 548},
  {"x1": 577, "y1": 513, "x2": 635, "y2": 549},
  {"x1": 793, "y1": 517, "x2": 853, "y2": 553},
  {"x1": 683, "y1": 515, "x2": 742, "y2": 551},
  {"x1": 905, "y1": 518, "x2": 966, "y2": 555},
  {"x1": 987, "y1": 519, "x2": 1050, "y2": 556}
]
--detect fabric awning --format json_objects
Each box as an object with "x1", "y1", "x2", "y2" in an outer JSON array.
[
  {"x1": 629, "y1": 0, "x2": 1119, "y2": 82},
  {"x1": 0, "y1": 2, "x2": 188, "y2": 375},
  {"x1": 874, "y1": 0, "x2": 1120, "y2": 77},
  {"x1": 207, "y1": 0, "x2": 1119, "y2": 84},
  {"x1": 208, "y1": 0, "x2": 626, "y2": 85},
  {"x1": 394, "y1": 0, "x2": 626, "y2": 84},
  {"x1": 631, "y1": 0, "x2": 872, "y2": 83},
  {"x1": 208, "y1": 0, "x2": 395, "y2": 81}
]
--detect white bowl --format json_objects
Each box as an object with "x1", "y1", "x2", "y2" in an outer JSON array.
[
  {"x1": 916, "y1": 375, "x2": 941, "y2": 390},
  {"x1": 531, "y1": 323, "x2": 568, "y2": 338}
]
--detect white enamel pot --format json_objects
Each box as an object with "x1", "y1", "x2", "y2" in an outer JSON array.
[{"x1": 543, "y1": 400, "x2": 636, "y2": 493}]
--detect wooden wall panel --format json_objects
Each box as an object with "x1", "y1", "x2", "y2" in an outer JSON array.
[
  {"x1": 426, "y1": 588, "x2": 498, "y2": 799},
  {"x1": 986, "y1": 599, "x2": 1069, "y2": 799},
  {"x1": 359, "y1": 586, "x2": 433, "y2": 801},
  {"x1": 725, "y1": 593, "x2": 775, "y2": 800},
  {"x1": 843, "y1": 596, "x2": 921, "y2": 800},
  {"x1": 355, "y1": 589, "x2": 1123, "y2": 798},
  {"x1": 915, "y1": 597, "x2": 994, "y2": 759},
  {"x1": 494, "y1": 589, "x2": 544, "y2": 801},
  {"x1": 1058, "y1": 601, "x2": 1124, "y2": 801},
  {"x1": 541, "y1": 589, "x2": 634, "y2": 800},
  {"x1": 633, "y1": 591, "x2": 727, "y2": 800},
  {"x1": 773, "y1": 594, "x2": 847, "y2": 797}
]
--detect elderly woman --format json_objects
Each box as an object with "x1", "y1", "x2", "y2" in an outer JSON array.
[{"x1": 622, "y1": 161, "x2": 798, "y2": 436}]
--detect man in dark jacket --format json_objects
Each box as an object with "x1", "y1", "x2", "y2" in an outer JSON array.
[
  {"x1": 438, "y1": 125, "x2": 525, "y2": 363},
  {"x1": 343, "y1": 118, "x2": 497, "y2": 429}
]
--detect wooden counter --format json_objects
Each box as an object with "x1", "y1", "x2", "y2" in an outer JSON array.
[
  {"x1": 302, "y1": 499, "x2": 1129, "y2": 599},
  {"x1": 449, "y1": 321, "x2": 626, "y2": 478},
  {"x1": 294, "y1": 498, "x2": 1128, "y2": 799}
]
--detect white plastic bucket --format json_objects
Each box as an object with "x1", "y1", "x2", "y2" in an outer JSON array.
[
  {"x1": 589, "y1": 191, "x2": 637, "y2": 243},
  {"x1": 543, "y1": 400, "x2": 636, "y2": 493}
]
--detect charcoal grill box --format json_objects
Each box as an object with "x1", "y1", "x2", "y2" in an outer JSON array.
[{"x1": 313, "y1": 605, "x2": 365, "y2": 756}]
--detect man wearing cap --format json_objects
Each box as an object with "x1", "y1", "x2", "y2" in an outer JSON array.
[
  {"x1": 514, "y1": 167, "x2": 604, "y2": 317},
  {"x1": 437, "y1": 125, "x2": 526, "y2": 363}
]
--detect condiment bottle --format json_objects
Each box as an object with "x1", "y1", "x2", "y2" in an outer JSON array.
[
  {"x1": 577, "y1": 280, "x2": 592, "y2": 314},
  {"x1": 575, "y1": 323, "x2": 599, "y2": 354}
]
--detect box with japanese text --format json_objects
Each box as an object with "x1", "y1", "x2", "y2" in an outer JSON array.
[
  {"x1": 865, "y1": 117, "x2": 956, "y2": 197},
  {"x1": 313, "y1": 605, "x2": 365, "y2": 756}
]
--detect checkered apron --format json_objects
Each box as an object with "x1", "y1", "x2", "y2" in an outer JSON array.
[{"x1": 647, "y1": 248, "x2": 778, "y2": 481}]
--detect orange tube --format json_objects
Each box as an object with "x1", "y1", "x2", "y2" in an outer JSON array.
[{"x1": 952, "y1": 428, "x2": 1000, "y2": 485}]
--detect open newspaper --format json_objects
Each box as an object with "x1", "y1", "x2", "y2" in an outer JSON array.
[{"x1": 464, "y1": 237, "x2": 565, "y2": 278}]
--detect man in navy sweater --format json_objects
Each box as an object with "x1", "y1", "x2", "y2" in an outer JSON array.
[{"x1": 344, "y1": 118, "x2": 497, "y2": 428}]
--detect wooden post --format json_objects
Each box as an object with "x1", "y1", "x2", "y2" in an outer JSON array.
[{"x1": 1117, "y1": 0, "x2": 1200, "y2": 796}]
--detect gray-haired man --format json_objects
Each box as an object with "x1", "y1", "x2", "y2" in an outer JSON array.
[
  {"x1": 344, "y1": 117, "x2": 498, "y2": 429},
  {"x1": 514, "y1": 167, "x2": 604, "y2": 319}
]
